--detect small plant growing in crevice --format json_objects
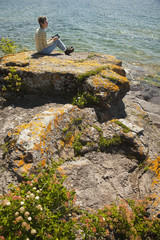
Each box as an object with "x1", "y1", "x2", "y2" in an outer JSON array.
[
  {"x1": 92, "y1": 124, "x2": 103, "y2": 133},
  {"x1": 0, "y1": 38, "x2": 17, "y2": 55},
  {"x1": 73, "y1": 133, "x2": 83, "y2": 155},
  {"x1": 72, "y1": 92, "x2": 100, "y2": 108},
  {"x1": 1, "y1": 67, "x2": 24, "y2": 94},
  {"x1": 71, "y1": 117, "x2": 83, "y2": 126},
  {"x1": 99, "y1": 134, "x2": 124, "y2": 149},
  {"x1": 114, "y1": 120, "x2": 131, "y2": 133},
  {"x1": 63, "y1": 131, "x2": 73, "y2": 142}
]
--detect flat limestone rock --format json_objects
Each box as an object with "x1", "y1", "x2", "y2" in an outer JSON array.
[
  {"x1": 0, "y1": 51, "x2": 130, "y2": 105},
  {"x1": 4, "y1": 104, "x2": 83, "y2": 176}
]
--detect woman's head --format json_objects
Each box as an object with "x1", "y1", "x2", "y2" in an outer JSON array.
[{"x1": 38, "y1": 16, "x2": 48, "y2": 28}]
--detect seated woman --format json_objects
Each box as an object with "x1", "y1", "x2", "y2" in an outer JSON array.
[{"x1": 35, "y1": 16, "x2": 74, "y2": 55}]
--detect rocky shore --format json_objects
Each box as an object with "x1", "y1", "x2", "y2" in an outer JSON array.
[{"x1": 0, "y1": 51, "x2": 160, "y2": 213}]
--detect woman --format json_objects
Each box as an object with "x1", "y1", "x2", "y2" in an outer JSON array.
[{"x1": 35, "y1": 16, "x2": 74, "y2": 55}]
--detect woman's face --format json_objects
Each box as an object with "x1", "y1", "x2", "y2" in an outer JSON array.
[{"x1": 41, "y1": 19, "x2": 48, "y2": 29}]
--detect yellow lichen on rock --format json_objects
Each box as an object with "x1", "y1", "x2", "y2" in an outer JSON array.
[
  {"x1": 0, "y1": 51, "x2": 130, "y2": 101},
  {"x1": 6, "y1": 104, "x2": 82, "y2": 175}
]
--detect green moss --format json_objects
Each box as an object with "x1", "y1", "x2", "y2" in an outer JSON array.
[
  {"x1": 114, "y1": 120, "x2": 131, "y2": 133},
  {"x1": 87, "y1": 53, "x2": 97, "y2": 58},
  {"x1": 92, "y1": 125, "x2": 102, "y2": 133},
  {"x1": 107, "y1": 76, "x2": 119, "y2": 82},
  {"x1": 63, "y1": 131, "x2": 73, "y2": 141},
  {"x1": 0, "y1": 142, "x2": 10, "y2": 155},
  {"x1": 144, "y1": 166, "x2": 149, "y2": 173},
  {"x1": 99, "y1": 134, "x2": 123, "y2": 148},
  {"x1": 62, "y1": 127, "x2": 69, "y2": 133},
  {"x1": 71, "y1": 117, "x2": 83, "y2": 125},
  {"x1": 86, "y1": 142, "x2": 94, "y2": 147},
  {"x1": 1, "y1": 139, "x2": 15, "y2": 156},
  {"x1": 72, "y1": 92, "x2": 100, "y2": 108},
  {"x1": 76, "y1": 66, "x2": 107, "y2": 83}
]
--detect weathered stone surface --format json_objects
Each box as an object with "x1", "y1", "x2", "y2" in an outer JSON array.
[
  {"x1": 62, "y1": 153, "x2": 153, "y2": 209},
  {"x1": 4, "y1": 104, "x2": 83, "y2": 176},
  {"x1": 0, "y1": 52, "x2": 130, "y2": 106},
  {"x1": 2, "y1": 101, "x2": 150, "y2": 178}
]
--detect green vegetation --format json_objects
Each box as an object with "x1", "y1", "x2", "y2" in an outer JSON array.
[
  {"x1": 62, "y1": 127, "x2": 69, "y2": 133},
  {"x1": 144, "y1": 166, "x2": 149, "y2": 173},
  {"x1": 0, "y1": 142, "x2": 10, "y2": 156},
  {"x1": 0, "y1": 38, "x2": 17, "y2": 55},
  {"x1": 107, "y1": 76, "x2": 119, "y2": 82},
  {"x1": 71, "y1": 117, "x2": 83, "y2": 126},
  {"x1": 114, "y1": 120, "x2": 131, "y2": 133},
  {"x1": 92, "y1": 125, "x2": 103, "y2": 133},
  {"x1": 63, "y1": 131, "x2": 73, "y2": 142},
  {"x1": 1, "y1": 67, "x2": 24, "y2": 94},
  {"x1": 0, "y1": 160, "x2": 159, "y2": 239},
  {"x1": 87, "y1": 53, "x2": 97, "y2": 58},
  {"x1": 99, "y1": 134, "x2": 124, "y2": 149},
  {"x1": 73, "y1": 133, "x2": 83, "y2": 155},
  {"x1": 0, "y1": 160, "x2": 76, "y2": 240},
  {"x1": 80, "y1": 197, "x2": 160, "y2": 240},
  {"x1": 72, "y1": 92, "x2": 100, "y2": 108},
  {"x1": 76, "y1": 66, "x2": 107, "y2": 83}
]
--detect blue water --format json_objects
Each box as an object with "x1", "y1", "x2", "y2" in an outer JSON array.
[{"x1": 0, "y1": 0, "x2": 160, "y2": 84}]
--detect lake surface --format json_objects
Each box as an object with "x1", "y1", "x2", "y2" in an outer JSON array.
[{"x1": 0, "y1": 0, "x2": 160, "y2": 85}]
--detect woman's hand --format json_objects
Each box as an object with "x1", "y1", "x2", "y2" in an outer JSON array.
[{"x1": 52, "y1": 36, "x2": 58, "y2": 41}]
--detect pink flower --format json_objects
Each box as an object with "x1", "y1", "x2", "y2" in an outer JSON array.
[
  {"x1": 92, "y1": 227, "x2": 97, "y2": 233},
  {"x1": 15, "y1": 230, "x2": 22, "y2": 237},
  {"x1": 25, "y1": 224, "x2": 31, "y2": 231},
  {"x1": 3, "y1": 200, "x2": 11, "y2": 206},
  {"x1": 33, "y1": 178, "x2": 38, "y2": 183},
  {"x1": 0, "y1": 236, "x2": 5, "y2": 240},
  {"x1": 15, "y1": 212, "x2": 19, "y2": 217},
  {"x1": 105, "y1": 229, "x2": 110, "y2": 236},
  {"x1": 24, "y1": 211, "x2": 30, "y2": 217},
  {"x1": 12, "y1": 196, "x2": 22, "y2": 200},
  {"x1": 22, "y1": 222, "x2": 28, "y2": 228},
  {"x1": 15, "y1": 216, "x2": 23, "y2": 222},
  {"x1": 36, "y1": 205, "x2": 42, "y2": 211},
  {"x1": 30, "y1": 193, "x2": 35, "y2": 198},
  {"x1": 21, "y1": 221, "x2": 31, "y2": 231}
]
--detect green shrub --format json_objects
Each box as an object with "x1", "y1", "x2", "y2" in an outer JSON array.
[
  {"x1": 0, "y1": 161, "x2": 76, "y2": 239},
  {"x1": 0, "y1": 38, "x2": 17, "y2": 55},
  {"x1": 2, "y1": 67, "x2": 23, "y2": 94},
  {"x1": 79, "y1": 198, "x2": 160, "y2": 240}
]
